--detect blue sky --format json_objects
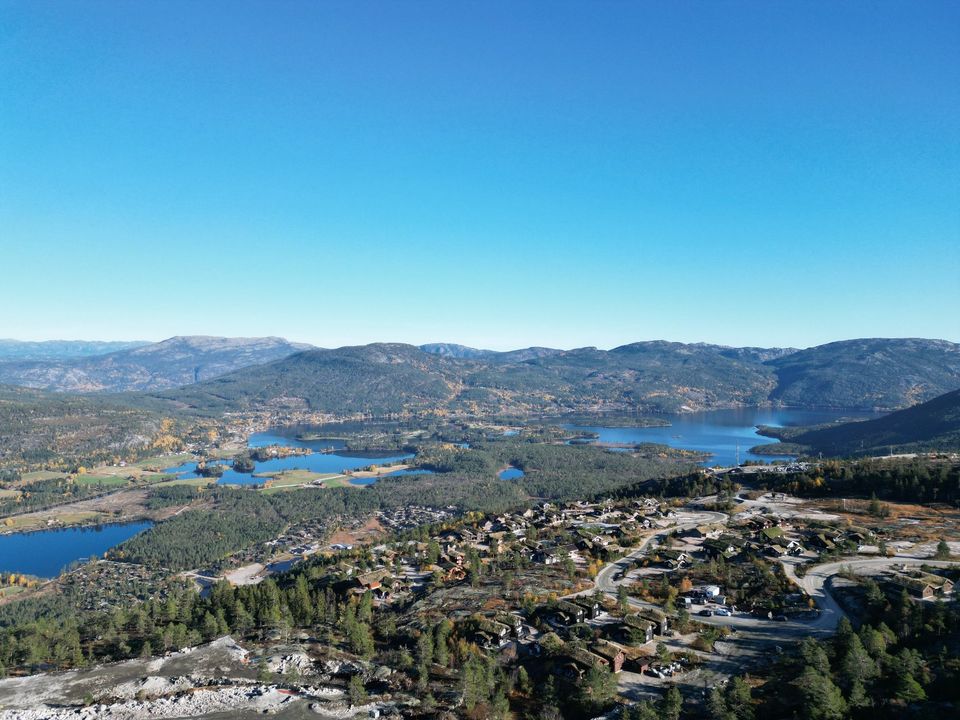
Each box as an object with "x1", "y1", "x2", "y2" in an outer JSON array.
[{"x1": 1, "y1": 1, "x2": 958, "y2": 350}]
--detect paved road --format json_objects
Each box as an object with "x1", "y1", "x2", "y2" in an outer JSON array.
[
  {"x1": 574, "y1": 500, "x2": 959, "y2": 695},
  {"x1": 590, "y1": 509, "x2": 729, "y2": 598},
  {"x1": 783, "y1": 555, "x2": 958, "y2": 632}
]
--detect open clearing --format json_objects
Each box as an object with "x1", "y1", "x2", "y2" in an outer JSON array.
[
  {"x1": 349, "y1": 463, "x2": 410, "y2": 479},
  {"x1": 20, "y1": 470, "x2": 64, "y2": 482},
  {"x1": 75, "y1": 474, "x2": 128, "y2": 487},
  {"x1": 153, "y1": 476, "x2": 216, "y2": 488},
  {"x1": 256, "y1": 471, "x2": 352, "y2": 492},
  {"x1": 2, "y1": 510, "x2": 105, "y2": 532}
]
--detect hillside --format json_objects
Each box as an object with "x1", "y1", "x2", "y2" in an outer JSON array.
[
  {"x1": 762, "y1": 389, "x2": 960, "y2": 457},
  {"x1": 0, "y1": 336, "x2": 313, "y2": 393},
  {"x1": 419, "y1": 343, "x2": 496, "y2": 360},
  {"x1": 419, "y1": 343, "x2": 563, "y2": 362},
  {"x1": 146, "y1": 341, "x2": 783, "y2": 416},
  {"x1": 766, "y1": 338, "x2": 960, "y2": 410},
  {"x1": 155, "y1": 343, "x2": 459, "y2": 414},
  {"x1": 6, "y1": 337, "x2": 954, "y2": 419},
  {"x1": 0, "y1": 385, "x2": 163, "y2": 470},
  {"x1": 0, "y1": 339, "x2": 149, "y2": 362},
  {"x1": 146, "y1": 338, "x2": 960, "y2": 417}
]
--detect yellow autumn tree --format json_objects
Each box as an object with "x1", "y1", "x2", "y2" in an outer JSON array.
[{"x1": 152, "y1": 418, "x2": 183, "y2": 453}]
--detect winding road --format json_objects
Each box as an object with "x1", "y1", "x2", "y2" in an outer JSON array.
[{"x1": 569, "y1": 499, "x2": 957, "y2": 694}]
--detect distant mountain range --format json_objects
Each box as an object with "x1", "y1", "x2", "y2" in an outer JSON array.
[
  {"x1": 766, "y1": 338, "x2": 960, "y2": 410},
  {"x1": 759, "y1": 388, "x2": 960, "y2": 457},
  {"x1": 0, "y1": 339, "x2": 150, "y2": 362},
  {"x1": 0, "y1": 336, "x2": 956, "y2": 419},
  {"x1": 418, "y1": 343, "x2": 562, "y2": 362},
  {"x1": 137, "y1": 337, "x2": 960, "y2": 417},
  {"x1": 0, "y1": 336, "x2": 312, "y2": 392},
  {"x1": 0, "y1": 384, "x2": 160, "y2": 468}
]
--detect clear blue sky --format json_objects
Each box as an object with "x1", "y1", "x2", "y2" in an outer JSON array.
[{"x1": 1, "y1": 1, "x2": 958, "y2": 350}]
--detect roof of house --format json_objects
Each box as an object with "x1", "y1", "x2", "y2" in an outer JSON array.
[{"x1": 591, "y1": 642, "x2": 625, "y2": 662}]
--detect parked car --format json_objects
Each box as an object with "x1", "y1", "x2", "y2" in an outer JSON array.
[
  {"x1": 699, "y1": 609, "x2": 713, "y2": 617},
  {"x1": 715, "y1": 608, "x2": 731, "y2": 616}
]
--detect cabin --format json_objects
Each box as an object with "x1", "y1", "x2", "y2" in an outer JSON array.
[
  {"x1": 885, "y1": 573, "x2": 936, "y2": 599},
  {"x1": 636, "y1": 610, "x2": 669, "y2": 636},
  {"x1": 532, "y1": 550, "x2": 560, "y2": 565},
  {"x1": 496, "y1": 612, "x2": 526, "y2": 638},
  {"x1": 894, "y1": 571, "x2": 954, "y2": 596},
  {"x1": 657, "y1": 549, "x2": 690, "y2": 569},
  {"x1": 809, "y1": 533, "x2": 837, "y2": 551},
  {"x1": 622, "y1": 615, "x2": 655, "y2": 644},
  {"x1": 565, "y1": 646, "x2": 609, "y2": 672},
  {"x1": 572, "y1": 597, "x2": 602, "y2": 620},
  {"x1": 591, "y1": 642, "x2": 626, "y2": 673},
  {"x1": 354, "y1": 569, "x2": 390, "y2": 591},
  {"x1": 703, "y1": 538, "x2": 738, "y2": 559},
  {"x1": 555, "y1": 601, "x2": 587, "y2": 624}
]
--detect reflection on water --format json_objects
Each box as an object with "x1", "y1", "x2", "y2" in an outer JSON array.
[{"x1": 564, "y1": 408, "x2": 878, "y2": 466}]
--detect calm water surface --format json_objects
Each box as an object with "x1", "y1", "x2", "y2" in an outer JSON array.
[
  {"x1": 164, "y1": 427, "x2": 413, "y2": 486},
  {"x1": 564, "y1": 408, "x2": 878, "y2": 466},
  {"x1": 0, "y1": 521, "x2": 152, "y2": 578},
  {"x1": 498, "y1": 466, "x2": 525, "y2": 480}
]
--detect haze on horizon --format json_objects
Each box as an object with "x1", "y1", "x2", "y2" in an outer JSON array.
[{"x1": 2, "y1": 1, "x2": 958, "y2": 350}]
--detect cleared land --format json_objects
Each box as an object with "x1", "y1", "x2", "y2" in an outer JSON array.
[{"x1": 255, "y1": 470, "x2": 349, "y2": 492}]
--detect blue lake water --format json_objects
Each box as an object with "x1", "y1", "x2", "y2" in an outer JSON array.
[
  {"x1": 381, "y1": 468, "x2": 436, "y2": 477},
  {"x1": 0, "y1": 521, "x2": 153, "y2": 578},
  {"x1": 164, "y1": 429, "x2": 414, "y2": 486},
  {"x1": 564, "y1": 408, "x2": 878, "y2": 467},
  {"x1": 499, "y1": 466, "x2": 525, "y2": 480}
]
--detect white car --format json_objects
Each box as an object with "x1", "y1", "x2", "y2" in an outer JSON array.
[{"x1": 714, "y1": 608, "x2": 731, "y2": 616}]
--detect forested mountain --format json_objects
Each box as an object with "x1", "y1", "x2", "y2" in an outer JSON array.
[
  {"x1": 419, "y1": 343, "x2": 563, "y2": 362},
  {"x1": 0, "y1": 339, "x2": 149, "y2": 362},
  {"x1": 0, "y1": 385, "x2": 162, "y2": 469},
  {"x1": 145, "y1": 341, "x2": 778, "y2": 416},
  {"x1": 146, "y1": 338, "x2": 960, "y2": 417},
  {"x1": 764, "y1": 388, "x2": 960, "y2": 457},
  {"x1": 153, "y1": 343, "x2": 456, "y2": 414},
  {"x1": 0, "y1": 336, "x2": 313, "y2": 393},
  {"x1": 419, "y1": 343, "x2": 496, "y2": 359},
  {"x1": 766, "y1": 338, "x2": 960, "y2": 409}
]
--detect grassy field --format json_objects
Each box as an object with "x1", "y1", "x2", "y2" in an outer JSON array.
[
  {"x1": 153, "y1": 476, "x2": 217, "y2": 488},
  {"x1": 20, "y1": 470, "x2": 65, "y2": 482},
  {"x1": 0, "y1": 489, "x2": 20, "y2": 500},
  {"x1": 1, "y1": 510, "x2": 105, "y2": 532},
  {"x1": 132, "y1": 453, "x2": 193, "y2": 470},
  {"x1": 140, "y1": 473, "x2": 177, "y2": 484},
  {"x1": 256, "y1": 470, "x2": 347, "y2": 493},
  {"x1": 74, "y1": 474, "x2": 129, "y2": 487}
]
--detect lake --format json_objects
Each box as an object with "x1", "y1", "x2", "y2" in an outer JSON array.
[
  {"x1": 164, "y1": 428, "x2": 414, "y2": 486},
  {"x1": 0, "y1": 521, "x2": 153, "y2": 578},
  {"x1": 563, "y1": 408, "x2": 878, "y2": 466}
]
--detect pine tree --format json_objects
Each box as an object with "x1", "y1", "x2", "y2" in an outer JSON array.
[
  {"x1": 661, "y1": 685, "x2": 683, "y2": 720},
  {"x1": 795, "y1": 667, "x2": 847, "y2": 720},
  {"x1": 347, "y1": 674, "x2": 367, "y2": 706}
]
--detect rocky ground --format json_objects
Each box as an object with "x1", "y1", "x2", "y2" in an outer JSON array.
[{"x1": 0, "y1": 637, "x2": 404, "y2": 720}]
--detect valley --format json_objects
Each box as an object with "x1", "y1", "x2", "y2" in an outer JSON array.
[{"x1": 0, "y1": 338, "x2": 957, "y2": 720}]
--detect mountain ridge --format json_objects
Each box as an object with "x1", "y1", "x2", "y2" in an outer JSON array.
[
  {"x1": 0, "y1": 339, "x2": 150, "y2": 362},
  {"x1": 142, "y1": 337, "x2": 960, "y2": 417},
  {"x1": 0, "y1": 336, "x2": 313, "y2": 393},
  {"x1": 759, "y1": 388, "x2": 960, "y2": 457}
]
